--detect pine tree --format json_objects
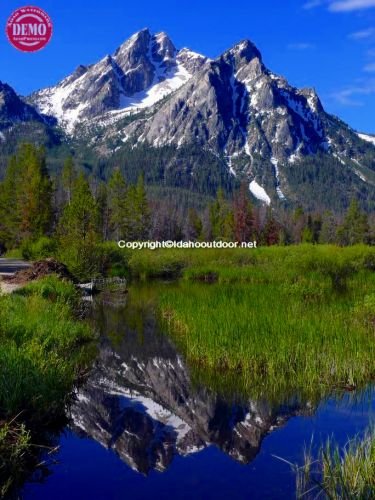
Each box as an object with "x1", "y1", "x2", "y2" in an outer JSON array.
[
  {"x1": 57, "y1": 173, "x2": 100, "y2": 279},
  {"x1": 262, "y1": 209, "x2": 280, "y2": 246},
  {"x1": 133, "y1": 174, "x2": 151, "y2": 240},
  {"x1": 186, "y1": 208, "x2": 203, "y2": 240},
  {"x1": 337, "y1": 200, "x2": 369, "y2": 246},
  {"x1": 97, "y1": 182, "x2": 110, "y2": 240},
  {"x1": 209, "y1": 188, "x2": 234, "y2": 240},
  {"x1": 62, "y1": 156, "x2": 76, "y2": 205},
  {"x1": 0, "y1": 155, "x2": 21, "y2": 248},
  {"x1": 311, "y1": 214, "x2": 322, "y2": 243},
  {"x1": 291, "y1": 206, "x2": 306, "y2": 243},
  {"x1": 0, "y1": 144, "x2": 52, "y2": 249},
  {"x1": 319, "y1": 211, "x2": 337, "y2": 244},
  {"x1": 302, "y1": 215, "x2": 314, "y2": 243},
  {"x1": 17, "y1": 145, "x2": 53, "y2": 241},
  {"x1": 108, "y1": 169, "x2": 128, "y2": 240}
]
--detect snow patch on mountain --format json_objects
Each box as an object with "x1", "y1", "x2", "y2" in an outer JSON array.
[
  {"x1": 353, "y1": 169, "x2": 367, "y2": 182},
  {"x1": 249, "y1": 180, "x2": 271, "y2": 205},
  {"x1": 117, "y1": 62, "x2": 191, "y2": 112},
  {"x1": 225, "y1": 153, "x2": 237, "y2": 176},
  {"x1": 35, "y1": 75, "x2": 89, "y2": 133},
  {"x1": 271, "y1": 157, "x2": 286, "y2": 200},
  {"x1": 358, "y1": 133, "x2": 375, "y2": 145}
]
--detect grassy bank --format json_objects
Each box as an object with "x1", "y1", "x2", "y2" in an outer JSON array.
[
  {"x1": 0, "y1": 276, "x2": 93, "y2": 497},
  {"x1": 124, "y1": 245, "x2": 375, "y2": 402}
]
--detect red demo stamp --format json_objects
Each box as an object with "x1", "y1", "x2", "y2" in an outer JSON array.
[{"x1": 6, "y1": 6, "x2": 53, "y2": 52}]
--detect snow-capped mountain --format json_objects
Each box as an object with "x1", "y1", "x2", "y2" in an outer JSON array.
[
  {"x1": 0, "y1": 28, "x2": 374, "y2": 209},
  {"x1": 29, "y1": 29, "x2": 207, "y2": 133},
  {"x1": 122, "y1": 39, "x2": 326, "y2": 161},
  {"x1": 28, "y1": 28, "x2": 375, "y2": 207}
]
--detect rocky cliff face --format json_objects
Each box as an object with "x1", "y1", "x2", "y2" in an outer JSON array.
[
  {"x1": 124, "y1": 40, "x2": 325, "y2": 160},
  {"x1": 29, "y1": 29, "x2": 207, "y2": 133},
  {"x1": 0, "y1": 81, "x2": 46, "y2": 131}
]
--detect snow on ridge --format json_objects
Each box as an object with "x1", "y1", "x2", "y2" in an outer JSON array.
[
  {"x1": 117, "y1": 60, "x2": 191, "y2": 113},
  {"x1": 358, "y1": 133, "x2": 375, "y2": 146},
  {"x1": 279, "y1": 88, "x2": 322, "y2": 137},
  {"x1": 353, "y1": 169, "x2": 367, "y2": 182},
  {"x1": 225, "y1": 151, "x2": 237, "y2": 177},
  {"x1": 34, "y1": 72, "x2": 89, "y2": 133},
  {"x1": 177, "y1": 47, "x2": 207, "y2": 61},
  {"x1": 333, "y1": 153, "x2": 346, "y2": 166},
  {"x1": 271, "y1": 157, "x2": 286, "y2": 200},
  {"x1": 33, "y1": 33, "x2": 196, "y2": 133},
  {"x1": 249, "y1": 180, "x2": 271, "y2": 205}
]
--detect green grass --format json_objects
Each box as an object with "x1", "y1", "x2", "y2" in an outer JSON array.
[
  {"x1": 127, "y1": 244, "x2": 375, "y2": 284},
  {"x1": 0, "y1": 275, "x2": 94, "y2": 495},
  {"x1": 291, "y1": 427, "x2": 375, "y2": 499},
  {"x1": 135, "y1": 245, "x2": 375, "y2": 402},
  {"x1": 0, "y1": 419, "x2": 32, "y2": 498}
]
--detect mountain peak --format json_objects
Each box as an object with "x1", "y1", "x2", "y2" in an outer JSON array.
[
  {"x1": 129, "y1": 27, "x2": 151, "y2": 39},
  {"x1": 228, "y1": 39, "x2": 262, "y2": 62},
  {"x1": 0, "y1": 81, "x2": 43, "y2": 128},
  {"x1": 152, "y1": 31, "x2": 176, "y2": 64},
  {"x1": 114, "y1": 28, "x2": 151, "y2": 58}
]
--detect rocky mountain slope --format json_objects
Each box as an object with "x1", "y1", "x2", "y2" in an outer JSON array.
[
  {"x1": 1, "y1": 28, "x2": 374, "y2": 209},
  {"x1": 29, "y1": 29, "x2": 207, "y2": 133},
  {"x1": 0, "y1": 81, "x2": 47, "y2": 132}
]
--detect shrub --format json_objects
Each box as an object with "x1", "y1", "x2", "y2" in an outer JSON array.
[{"x1": 21, "y1": 237, "x2": 58, "y2": 261}]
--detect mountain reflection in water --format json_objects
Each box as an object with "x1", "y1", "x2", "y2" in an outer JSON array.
[{"x1": 70, "y1": 289, "x2": 312, "y2": 475}]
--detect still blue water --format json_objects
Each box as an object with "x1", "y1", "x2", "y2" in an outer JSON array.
[{"x1": 22, "y1": 292, "x2": 375, "y2": 500}]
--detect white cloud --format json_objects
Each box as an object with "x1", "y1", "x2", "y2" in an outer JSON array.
[
  {"x1": 349, "y1": 28, "x2": 375, "y2": 40},
  {"x1": 331, "y1": 79, "x2": 375, "y2": 105},
  {"x1": 287, "y1": 42, "x2": 316, "y2": 50},
  {"x1": 304, "y1": 0, "x2": 375, "y2": 10},
  {"x1": 329, "y1": 0, "x2": 375, "y2": 12},
  {"x1": 303, "y1": 0, "x2": 324, "y2": 8},
  {"x1": 364, "y1": 62, "x2": 375, "y2": 71}
]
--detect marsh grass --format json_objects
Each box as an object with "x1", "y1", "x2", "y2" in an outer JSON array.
[
  {"x1": 290, "y1": 427, "x2": 375, "y2": 499},
  {"x1": 0, "y1": 419, "x2": 31, "y2": 498},
  {"x1": 128, "y1": 244, "x2": 375, "y2": 285},
  {"x1": 0, "y1": 275, "x2": 94, "y2": 495},
  {"x1": 152, "y1": 246, "x2": 375, "y2": 402}
]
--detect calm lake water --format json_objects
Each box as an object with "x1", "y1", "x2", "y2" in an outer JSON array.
[{"x1": 22, "y1": 286, "x2": 375, "y2": 500}]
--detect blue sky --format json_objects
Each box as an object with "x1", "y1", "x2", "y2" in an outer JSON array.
[{"x1": 1, "y1": 0, "x2": 375, "y2": 132}]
